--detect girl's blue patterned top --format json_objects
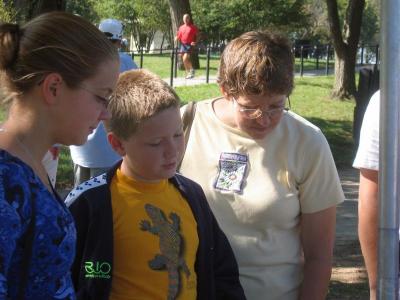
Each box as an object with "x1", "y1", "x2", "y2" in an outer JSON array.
[{"x1": 0, "y1": 149, "x2": 76, "y2": 299}]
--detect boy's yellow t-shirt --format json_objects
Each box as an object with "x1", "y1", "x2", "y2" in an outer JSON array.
[{"x1": 109, "y1": 168, "x2": 198, "y2": 300}]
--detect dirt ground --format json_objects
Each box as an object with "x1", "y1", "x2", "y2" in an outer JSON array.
[{"x1": 328, "y1": 239, "x2": 369, "y2": 299}]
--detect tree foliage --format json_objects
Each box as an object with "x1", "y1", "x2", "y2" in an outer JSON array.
[
  {"x1": 90, "y1": 0, "x2": 170, "y2": 51},
  {"x1": 65, "y1": 0, "x2": 98, "y2": 22},
  {"x1": 92, "y1": 0, "x2": 135, "y2": 25},
  {"x1": 191, "y1": 0, "x2": 311, "y2": 44},
  {"x1": 0, "y1": 1, "x2": 17, "y2": 22},
  {"x1": 133, "y1": 0, "x2": 171, "y2": 50},
  {"x1": 11, "y1": 0, "x2": 65, "y2": 21},
  {"x1": 360, "y1": 0, "x2": 379, "y2": 44}
]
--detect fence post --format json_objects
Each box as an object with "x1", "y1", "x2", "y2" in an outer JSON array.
[
  {"x1": 174, "y1": 47, "x2": 178, "y2": 78},
  {"x1": 206, "y1": 46, "x2": 211, "y2": 83},
  {"x1": 140, "y1": 47, "x2": 144, "y2": 68},
  {"x1": 300, "y1": 46, "x2": 304, "y2": 77},
  {"x1": 292, "y1": 46, "x2": 297, "y2": 73},
  {"x1": 325, "y1": 44, "x2": 330, "y2": 76},
  {"x1": 170, "y1": 48, "x2": 175, "y2": 87},
  {"x1": 131, "y1": 51, "x2": 135, "y2": 62},
  {"x1": 375, "y1": 44, "x2": 379, "y2": 65},
  {"x1": 315, "y1": 45, "x2": 319, "y2": 70},
  {"x1": 360, "y1": 44, "x2": 364, "y2": 65}
]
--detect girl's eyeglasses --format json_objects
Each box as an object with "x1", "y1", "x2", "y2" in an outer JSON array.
[{"x1": 79, "y1": 85, "x2": 112, "y2": 108}]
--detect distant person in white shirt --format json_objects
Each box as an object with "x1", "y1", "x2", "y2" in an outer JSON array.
[{"x1": 69, "y1": 19, "x2": 138, "y2": 186}]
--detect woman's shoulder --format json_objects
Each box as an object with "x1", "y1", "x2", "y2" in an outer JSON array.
[
  {"x1": 0, "y1": 149, "x2": 41, "y2": 217},
  {"x1": 0, "y1": 149, "x2": 29, "y2": 177},
  {"x1": 275, "y1": 112, "x2": 331, "y2": 155},
  {"x1": 0, "y1": 150, "x2": 36, "y2": 239},
  {"x1": 0, "y1": 149, "x2": 34, "y2": 185},
  {"x1": 281, "y1": 111, "x2": 324, "y2": 138},
  {"x1": 284, "y1": 111, "x2": 320, "y2": 130}
]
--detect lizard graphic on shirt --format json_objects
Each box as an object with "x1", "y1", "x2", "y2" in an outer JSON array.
[{"x1": 140, "y1": 203, "x2": 190, "y2": 300}]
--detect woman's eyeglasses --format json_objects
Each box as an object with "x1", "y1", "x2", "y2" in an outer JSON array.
[{"x1": 232, "y1": 97, "x2": 290, "y2": 120}]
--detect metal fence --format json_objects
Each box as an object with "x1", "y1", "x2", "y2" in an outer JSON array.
[
  {"x1": 125, "y1": 45, "x2": 222, "y2": 87},
  {"x1": 124, "y1": 43, "x2": 380, "y2": 86},
  {"x1": 293, "y1": 43, "x2": 379, "y2": 76}
]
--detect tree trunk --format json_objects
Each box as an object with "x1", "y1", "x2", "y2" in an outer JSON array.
[
  {"x1": 332, "y1": 49, "x2": 357, "y2": 99},
  {"x1": 146, "y1": 30, "x2": 156, "y2": 53},
  {"x1": 168, "y1": 0, "x2": 191, "y2": 38},
  {"x1": 160, "y1": 34, "x2": 165, "y2": 54},
  {"x1": 168, "y1": 0, "x2": 199, "y2": 70},
  {"x1": 326, "y1": 0, "x2": 365, "y2": 99},
  {"x1": 28, "y1": 0, "x2": 65, "y2": 19},
  {"x1": 13, "y1": 0, "x2": 65, "y2": 21}
]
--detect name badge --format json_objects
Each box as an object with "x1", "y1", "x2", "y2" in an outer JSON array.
[{"x1": 214, "y1": 152, "x2": 248, "y2": 193}]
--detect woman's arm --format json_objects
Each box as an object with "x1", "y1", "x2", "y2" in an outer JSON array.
[{"x1": 299, "y1": 206, "x2": 337, "y2": 300}]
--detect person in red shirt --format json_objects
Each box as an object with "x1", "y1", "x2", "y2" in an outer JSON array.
[{"x1": 175, "y1": 14, "x2": 199, "y2": 79}]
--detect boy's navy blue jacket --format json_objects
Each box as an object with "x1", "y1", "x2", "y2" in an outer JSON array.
[{"x1": 65, "y1": 162, "x2": 246, "y2": 300}]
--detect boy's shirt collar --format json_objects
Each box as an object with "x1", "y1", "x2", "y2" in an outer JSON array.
[{"x1": 114, "y1": 167, "x2": 168, "y2": 193}]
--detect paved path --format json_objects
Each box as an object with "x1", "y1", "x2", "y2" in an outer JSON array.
[
  {"x1": 167, "y1": 74, "x2": 217, "y2": 87},
  {"x1": 337, "y1": 167, "x2": 359, "y2": 242}
]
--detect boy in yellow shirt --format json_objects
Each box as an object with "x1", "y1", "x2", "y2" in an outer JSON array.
[{"x1": 65, "y1": 69, "x2": 246, "y2": 300}]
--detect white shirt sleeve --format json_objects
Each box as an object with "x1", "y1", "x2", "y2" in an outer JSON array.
[{"x1": 353, "y1": 90, "x2": 380, "y2": 170}]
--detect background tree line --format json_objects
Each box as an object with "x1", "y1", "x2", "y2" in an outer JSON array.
[{"x1": 0, "y1": 0, "x2": 380, "y2": 99}]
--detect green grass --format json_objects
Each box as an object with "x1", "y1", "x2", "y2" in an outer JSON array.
[
  {"x1": 0, "y1": 75, "x2": 355, "y2": 189},
  {"x1": 290, "y1": 76, "x2": 355, "y2": 167},
  {"x1": 137, "y1": 53, "x2": 220, "y2": 79},
  {"x1": 294, "y1": 57, "x2": 335, "y2": 73},
  {"x1": 176, "y1": 84, "x2": 221, "y2": 104}
]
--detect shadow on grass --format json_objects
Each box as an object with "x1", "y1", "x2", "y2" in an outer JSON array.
[
  {"x1": 305, "y1": 117, "x2": 355, "y2": 168},
  {"x1": 295, "y1": 79, "x2": 334, "y2": 90}
]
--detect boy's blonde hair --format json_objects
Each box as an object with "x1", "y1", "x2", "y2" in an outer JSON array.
[
  {"x1": 105, "y1": 69, "x2": 180, "y2": 139},
  {"x1": 217, "y1": 30, "x2": 294, "y2": 98}
]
